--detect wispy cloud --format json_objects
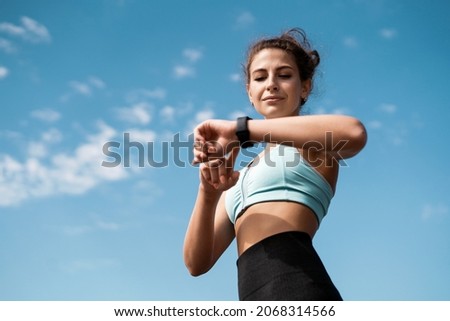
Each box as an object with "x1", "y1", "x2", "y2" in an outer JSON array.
[
  {"x1": 116, "y1": 102, "x2": 152, "y2": 125},
  {"x1": 195, "y1": 109, "x2": 214, "y2": 123},
  {"x1": 233, "y1": 11, "x2": 255, "y2": 30},
  {"x1": 30, "y1": 108, "x2": 61, "y2": 122},
  {"x1": 379, "y1": 28, "x2": 398, "y2": 40},
  {"x1": 0, "y1": 16, "x2": 51, "y2": 44},
  {"x1": 160, "y1": 105, "x2": 176, "y2": 123},
  {"x1": 124, "y1": 128, "x2": 157, "y2": 143},
  {"x1": 173, "y1": 65, "x2": 195, "y2": 79},
  {"x1": 0, "y1": 65, "x2": 9, "y2": 79},
  {"x1": 367, "y1": 120, "x2": 383, "y2": 129},
  {"x1": 379, "y1": 103, "x2": 397, "y2": 114},
  {"x1": 125, "y1": 87, "x2": 166, "y2": 103},
  {"x1": 183, "y1": 48, "x2": 203, "y2": 63},
  {"x1": 60, "y1": 76, "x2": 106, "y2": 101},
  {"x1": 0, "y1": 38, "x2": 16, "y2": 53},
  {"x1": 70, "y1": 81, "x2": 92, "y2": 95},
  {"x1": 41, "y1": 128, "x2": 63, "y2": 144},
  {"x1": 185, "y1": 108, "x2": 215, "y2": 135},
  {"x1": 343, "y1": 36, "x2": 358, "y2": 48},
  {"x1": 229, "y1": 73, "x2": 242, "y2": 83},
  {"x1": 421, "y1": 203, "x2": 448, "y2": 221},
  {"x1": 59, "y1": 219, "x2": 121, "y2": 237},
  {"x1": 173, "y1": 48, "x2": 203, "y2": 79}
]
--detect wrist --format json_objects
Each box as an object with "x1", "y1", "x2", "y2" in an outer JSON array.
[
  {"x1": 235, "y1": 116, "x2": 254, "y2": 148},
  {"x1": 198, "y1": 183, "x2": 221, "y2": 198}
]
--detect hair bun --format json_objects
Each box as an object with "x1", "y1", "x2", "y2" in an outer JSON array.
[{"x1": 309, "y1": 50, "x2": 320, "y2": 68}]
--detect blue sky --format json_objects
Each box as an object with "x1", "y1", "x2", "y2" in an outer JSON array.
[{"x1": 1, "y1": 0, "x2": 449, "y2": 301}]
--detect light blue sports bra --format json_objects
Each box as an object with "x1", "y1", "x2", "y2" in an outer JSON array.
[{"x1": 225, "y1": 144, "x2": 334, "y2": 225}]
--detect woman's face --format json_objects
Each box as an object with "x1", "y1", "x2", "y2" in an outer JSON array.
[{"x1": 246, "y1": 48, "x2": 310, "y2": 119}]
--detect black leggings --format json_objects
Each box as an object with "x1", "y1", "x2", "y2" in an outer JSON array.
[{"x1": 237, "y1": 231, "x2": 343, "y2": 301}]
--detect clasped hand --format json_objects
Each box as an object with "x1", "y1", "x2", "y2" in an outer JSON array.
[{"x1": 193, "y1": 119, "x2": 241, "y2": 191}]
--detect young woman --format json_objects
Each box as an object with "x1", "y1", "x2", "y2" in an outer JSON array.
[{"x1": 183, "y1": 28, "x2": 367, "y2": 300}]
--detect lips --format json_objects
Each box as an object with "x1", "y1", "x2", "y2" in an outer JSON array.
[{"x1": 262, "y1": 96, "x2": 284, "y2": 101}]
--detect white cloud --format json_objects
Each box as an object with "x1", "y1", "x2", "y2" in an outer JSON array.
[
  {"x1": 184, "y1": 108, "x2": 216, "y2": 136},
  {"x1": 172, "y1": 47, "x2": 203, "y2": 79},
  {"x1": 332, "y1": 107, "x2": 350, "y2": 115},
  {"x1": 62, "y1": 225, "x2": 93, "y2": 237},
  {"x1": 30, "y1": 108, "x2": 61, "y2": 122},
  {"x1": 126, "y1": 87, "x2": 167, "y2": 102},
  {"x1": 0, "y1": 16, "x2": 51, "y2": 43},
  {"x1": 195, "y1": 109, "x2": 214, "y2": 123},
  {"x1": 228, "y1": 110, "x2": 247, "y2": 120},
  {"x1": 160, "y1": 105, "x2": 176, "y2": 122},
  {"x1": 27, "y1": 142, "x2": 48, "y2": 158},
  {"x1": 96, "y1": 220, "x2": 120, "y2": 231},
  {"x1": 183, "y1": 48, "x2": 203, "y2": 63},
  {"x1": 0, "y1": 65, "x2": 9, "y2": 79},
  {"x1": 88, "y1": 76, "x2": 105, "y2": 89},
  {"x1": 62, "y1": 76, "x2": 106, "y2": 101},
  {"x1": 343, "y1": 36, "x2": 358, "y2": 48},
  {"x1": 0, "y1": 122, "x2": 127, "y2": 207},
  {"x1": 367, "y1": 120, "x2": 383, "y2": 129},
  {"x1": 421, "y1": 203, "x2": 448, "y2": 221},
  {"x1": 26, "y1": 128, "x2": 64, "y2": 159},
  {"x1": 116, "y1": 102, "x2": 152, "y2": 125},
  {"x1": 234, "y1": 11, "x2": 255, "y2": 29},
  {"x1": 125, "y1": 128, "x2": 156, "y2": 143},
  {"x1": 380, "y1": 28, "x2": 398, "y2": 40},
  {"x1": 0, "y1": 38, "x2": 16, "y2": 53},
  {"x1": 229, "y1": 73, "x2": 242, "y2": 82},
  {"x1": 41, "y1": 128, "x2": 63, "y2": 144},
  {"x1": 69, "y1": 81, "x2": 92, "y2": 96},
  {"x1": 379, "y1": 103, "x2": 397, "y2": 114},
  {"x1": 173, "y1": 65, "x2": 195, "y2": 79}
]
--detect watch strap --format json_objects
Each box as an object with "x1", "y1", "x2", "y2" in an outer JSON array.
[{"x1": 236, "y1": 116, "x2": 254, "y2": 148}]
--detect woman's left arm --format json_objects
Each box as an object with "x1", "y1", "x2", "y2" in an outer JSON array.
[
  {"x1": 248, "y1": 115, "x2": 367, "y2": 159},
  {"x1": 193, "y1": 115, "x2": 367, "y2": 163}
]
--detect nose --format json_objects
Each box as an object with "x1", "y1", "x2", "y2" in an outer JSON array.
[{"x1": 266, "y1": 75, "x2": 278, "y2": 91}]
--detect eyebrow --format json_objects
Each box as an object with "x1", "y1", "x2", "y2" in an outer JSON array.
[{"x1": 251, "y1": 65, "x2": 295, "y2": 74}]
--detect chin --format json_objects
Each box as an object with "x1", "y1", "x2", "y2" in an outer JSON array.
[{"x1": 262, "y1": 110, "x2": 296, "y2": 119}]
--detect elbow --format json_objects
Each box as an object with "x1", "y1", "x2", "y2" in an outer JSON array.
[
  {"x1": 187, "y1": 267, "x2": 206, "y2": 277},
  {"x1": 336, "y1": 118, "x2": 367, "y2": 159},
  {"x1": 183, "y1": 252, "x2": 211, "y2": 277},
  {"x1": 185, "y1": 262, "x2": 209, "y2": 277},
  {"x1": 350, "y1": 119, "x2": 368, "y2": 154}
]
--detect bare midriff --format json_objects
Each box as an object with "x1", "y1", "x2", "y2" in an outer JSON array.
[{"x1": 234, "y1": 201, "x2": 319, "y2": 256}]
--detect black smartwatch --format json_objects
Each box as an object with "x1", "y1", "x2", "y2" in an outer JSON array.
[{"x1": 236, "y1": 116, "x2": 254, "y2": 148}]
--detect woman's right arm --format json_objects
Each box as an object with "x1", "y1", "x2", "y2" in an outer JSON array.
[
  {"x1": 183, "y1": 187, "x2": 235, "y2": 276},
  {"x1": 183, "y1": 148, "x2": 240, "y2": 276}
]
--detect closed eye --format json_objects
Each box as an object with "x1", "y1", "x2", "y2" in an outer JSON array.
[{"x1": 253, "y1": 76, "x2": 266, "y2": 82}]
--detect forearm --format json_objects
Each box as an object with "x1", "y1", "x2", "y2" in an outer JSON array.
[
  {"x1": 183, "y1": 185, "x2": 221, "y2": 276},
  {"x1": 247, "y1": 115, "x2": 367, "y2": 159}
]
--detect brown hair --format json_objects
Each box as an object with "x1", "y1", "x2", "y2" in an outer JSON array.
[{"x1": 244, "y1": 28, "x2": 320, "y2": 105}]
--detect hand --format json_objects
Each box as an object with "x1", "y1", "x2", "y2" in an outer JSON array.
[
  {"x1": 193, "y1": 119, "x2": 239, "y2": 164},
  {"x1": 199, "y1": 147, "x2": 240, "y2": 192}
]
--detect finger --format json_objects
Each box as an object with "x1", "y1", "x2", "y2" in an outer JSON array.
[
  {"x1": 193, "y1": 141, "x2": 204, "y2": 151},
  {"x1": 192, "y1": 154, "x2": 204, "y2": 165},
  {"x1": 207, "y1": 159, "x2": 222, "y2": 185},
  {"x1": 225, "y1": 147, "x2": 240, "y2": 173},
  {"x1": 217, "y1": 159, "x2": 228, "y2": 182},
  {"x1": 199, "y1": 163, "x2": 212, "y2": 182}
]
